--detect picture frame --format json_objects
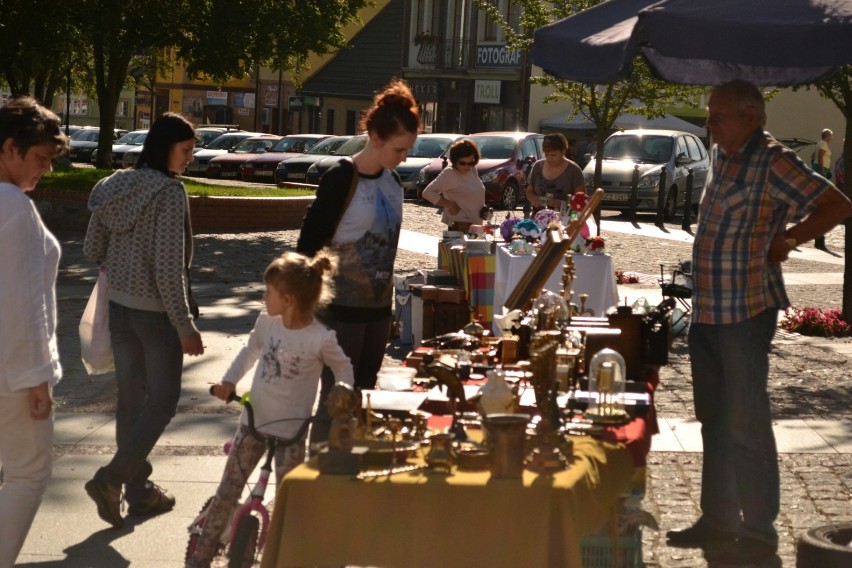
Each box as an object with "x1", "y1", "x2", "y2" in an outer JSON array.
[
  {"x1": 503, "y1": 225, "x2": 571, "y2": 311},
  {"x1": 502, "y1": 188, "x2": 604, "y2": 312}
]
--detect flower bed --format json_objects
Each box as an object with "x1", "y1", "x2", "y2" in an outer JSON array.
[{"x1": 781, "y1": 306, "x2": 851, "y2": 337}]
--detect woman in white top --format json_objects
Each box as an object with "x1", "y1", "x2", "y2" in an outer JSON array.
[
  {"x1": 0, "y1": 97, "x2": 68, "y2": 567},
  {"x1": 422, "y1": 139, "x2": 486, "y2": 232}
]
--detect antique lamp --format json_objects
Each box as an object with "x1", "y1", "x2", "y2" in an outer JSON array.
[{"x1": 585, "y1": 348, "x2": 629, "y2": 424}]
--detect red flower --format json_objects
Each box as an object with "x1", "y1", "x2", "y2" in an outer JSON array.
[{"x1": 781, "y1": 306, "x2": 851, "y2": 337}]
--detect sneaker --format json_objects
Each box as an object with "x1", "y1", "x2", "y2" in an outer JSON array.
[
  {"x1": 666, "y1": 522, "x2": 738, "y2": 548},
  {"x1": 126, "y1": 482, "x2": 175, "y2": 517},
  {"x1": 84, "y1": 478, "x2": 124, "y2": 529}
]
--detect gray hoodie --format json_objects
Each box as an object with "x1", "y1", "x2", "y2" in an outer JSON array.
[{"x1": 84, "y1": 167, "x2": 197, "y2": 337}]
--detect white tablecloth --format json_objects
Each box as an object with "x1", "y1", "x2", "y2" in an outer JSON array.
[{"x1": 493, "y1": 246, "x2": 619, "y2": 330}]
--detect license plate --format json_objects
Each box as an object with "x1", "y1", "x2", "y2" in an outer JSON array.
[
  {"x1": 287, "y1": 173, "x2": 306, "y2": 180},
  {"x1": 221, "y1": 172, "x2": 237, "y2": 178},
  {"x1": 257, "y1": 170, "x2": 273, "y2": 177},
  {"x1": 605, "y1": 192, "x2": 630, "y2": 201}
]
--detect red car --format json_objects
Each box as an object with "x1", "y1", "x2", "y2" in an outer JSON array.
[
  {"x1": 416, "y1": 132, "x2": 544, "y2": 209},
  {"x1": 205, "y1": 135, "x2": 281, "y2": 180},
  {"x1": 239, "y1": 134, "x2": 330, "y2": 183}
]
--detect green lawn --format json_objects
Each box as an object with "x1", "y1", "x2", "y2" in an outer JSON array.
[{"x1": 37, "y1": 168, "x2": 315, "y2": 198}]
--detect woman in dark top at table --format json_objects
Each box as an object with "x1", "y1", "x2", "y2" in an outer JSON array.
[
  {"x1": 297, "y1": 79, "x2": 420, "y2": 445},
  {"x1": 526, "y1": 133, "x2": 585, "y2": 212}
]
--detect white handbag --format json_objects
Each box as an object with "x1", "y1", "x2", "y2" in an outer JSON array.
[{"x1": 79, "y1": 267, "x2": 114, "y2": 375}]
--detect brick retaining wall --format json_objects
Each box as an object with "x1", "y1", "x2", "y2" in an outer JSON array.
[{"x1": 28, "y1": 189, "x2": 313, "y2": 233}]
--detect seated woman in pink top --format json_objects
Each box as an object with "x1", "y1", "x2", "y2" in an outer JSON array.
[{"x1": 422, "y1": 139, "x2": 486, "y2": 232}]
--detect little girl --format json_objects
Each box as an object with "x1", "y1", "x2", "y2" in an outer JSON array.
[{"x1": 187, "y1": 250, "x2": 353, "y2": 568}]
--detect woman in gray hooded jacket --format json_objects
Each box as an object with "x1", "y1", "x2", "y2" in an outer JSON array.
[{"x1": 82, "y1": 113, "x2": 204, "y2": 530}]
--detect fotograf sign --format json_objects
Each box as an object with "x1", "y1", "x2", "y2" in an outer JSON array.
[
  {"x1": 474, "y1": 81, "x2": 501, "y2": 104},
  {"x1": 476, "y1": 44, "x2": 522, "y2": 68}
]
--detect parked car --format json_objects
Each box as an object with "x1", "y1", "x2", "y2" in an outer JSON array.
[
  {"x1": 196, "y1": 125, "x2": 242, "y2": 149},
  {"x1": 304, "y1": 135, "x2": 368, "y2": 185},
  {"x1": 186, "y1": 132, "x2": 264, "y2": 177},
  {"x1": 239, "y1": 134, "x2": 330, "y2": 183},
  {"x1": 397, "y1": 133, "x2": 465, "y2": 198},
  {"x1": 206, "y1": 135, "x2": 281, "y2": 179},
  {"x1": 583, "y1": 129, "x2": 710, "y2": 220},
  {"x1": 416, "y1": 131, "x2": 544, "y2": 209},
  {"x1": 69, "y1": 127, "x2": 128, "y2": 163},
  {"x1": 121, "y1": 145, "x2": 144, "y2": 168},
  {"x1": 91, "y1": 129, "x2": 147, "y2": 168},
  {"x1": 274, "y1": 135, "x2": 354, "y2": 186}
]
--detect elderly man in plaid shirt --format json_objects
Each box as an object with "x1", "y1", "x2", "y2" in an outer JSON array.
[{"x1": 665, "y1": 80, "x2": 852, "y2": 564}]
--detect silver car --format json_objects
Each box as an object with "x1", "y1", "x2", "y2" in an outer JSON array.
[{"x1": 584, "y1": 129, "x2": 710, "y2": 220}]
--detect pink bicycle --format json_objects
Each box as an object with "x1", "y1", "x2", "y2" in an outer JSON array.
[{"x1": 185, "y1": 387, "x2": 312, "y2": 568}]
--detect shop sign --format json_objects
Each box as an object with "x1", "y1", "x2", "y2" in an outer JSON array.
[
  {"x1": 288, "y1": 96, "x2": 303, "y2": 111},
  {"x1": 206, "y1": 91, "x2": 228, "y2": 106},
  {"x1": 410, "y1": 80, "x2": 439, "y2": 102},
  {"x1": 475, "y1": 44, "x2": 522, "y2": 68},
  {"x1": 264, "y1": 85, "x2": 279, "y2": 107},
  {"x1": 474, "y1": 80, "x2": 501, "y2": 104},
  {"x1": 303, "y1": 95, "x2": 321, "y2": 106},
  {"x1": 237, "y1": 108, "x2": 250, "y2": 116}
]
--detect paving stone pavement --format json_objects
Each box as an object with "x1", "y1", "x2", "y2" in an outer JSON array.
[{"x1": 36, "y1": 203, "x2": 852, "y2": 568}]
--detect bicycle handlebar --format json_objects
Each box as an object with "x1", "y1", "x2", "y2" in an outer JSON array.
[{"x1": 209, "y1": 385, "x2": 313, "y2": 446}]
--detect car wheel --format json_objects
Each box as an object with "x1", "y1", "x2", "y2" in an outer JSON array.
[
  {"x1": 500, "y1": 180, "x2": 519, "y2": 210},
  {"x1": 663, "y1": 186, "x2": 678, "y2": 221},
  {"x1": 797, "y1": 523, "x2": 852, "y2": 567}
]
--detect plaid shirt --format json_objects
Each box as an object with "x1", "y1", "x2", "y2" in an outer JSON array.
[{"x1": 692, "y1": 130, "x2": 833, "y2": 325}]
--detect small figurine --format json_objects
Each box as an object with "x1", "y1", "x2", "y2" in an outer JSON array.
[{"x1": 327, "y1": 382, "x2": 361, "y2": 452}]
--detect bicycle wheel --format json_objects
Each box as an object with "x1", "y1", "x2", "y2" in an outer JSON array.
[
  {"x1": 228, "y1": 514, "x2": 260, "y2": 568},
  {"x1": 185, "y1": 496, "x2": 214, "y2": 563}
]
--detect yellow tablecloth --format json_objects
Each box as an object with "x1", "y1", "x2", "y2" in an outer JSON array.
[{"x1": 260, "y1": 436, "x2": 634, "y2": 568}]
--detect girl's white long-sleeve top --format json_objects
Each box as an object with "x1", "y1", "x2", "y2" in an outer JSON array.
[{"x1": 222, "y1": 314, "x2": 354, "y2": 438}]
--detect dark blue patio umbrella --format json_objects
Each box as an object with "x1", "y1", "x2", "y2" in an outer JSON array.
[{"x1": 531, "y1": 0, "x2": 852, "y2": 86}]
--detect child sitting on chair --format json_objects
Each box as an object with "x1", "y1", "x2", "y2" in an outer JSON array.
[{"x1": 187, "y1": 250, "x2": 353, "y2": 568}]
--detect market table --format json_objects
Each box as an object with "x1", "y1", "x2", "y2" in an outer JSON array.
[
  {"x1": 260, "y1": 436, "x2": 634, "y2": 568},
  {"x1": 493, "y1": 247, "x2": 619, "y2": 334}
]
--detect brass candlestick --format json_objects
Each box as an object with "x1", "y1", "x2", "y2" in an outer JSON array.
[{"x1": 525, "y1": 333, "x2": 570, "y2": 474}]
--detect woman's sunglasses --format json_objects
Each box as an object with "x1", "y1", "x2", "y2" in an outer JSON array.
[{"x1": 456, "y1": 159, "x2": 476, "y2": 166}]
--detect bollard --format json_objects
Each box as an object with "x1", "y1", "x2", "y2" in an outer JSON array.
[
  {"x1": 655, "y1": 166, "x2": 668, "y2": 226},
  {"x1": 681, "y1": 168, "x2": 694, "y2": 231},
  {"x1": 630, "y1": 164, "x2": 640, "y2": 223}
]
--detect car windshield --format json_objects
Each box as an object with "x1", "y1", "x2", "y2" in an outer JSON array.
[
  {"x1": 408, "y1": 137, "x2": 455, "y2": 158},
  {"x1": 72, "y1": 129, "x2": 99, "y2": 142},
  {"x1": 206, "y1": 134, "x2": 248, "y2": 150},
  {"x1": 306, "y1": 137, "x2": 349, "y2": 155},
  {"x1": 269, "y1": 137, "x2": 319, "y2": 153},
  {"x1": 115, "y1": 132, "x2": 143, "y2": 145},
  {"x1": 470, "y1": 136, "x2": 518, "y2": 160},
  {"x1": 602, "y1": 135, "x2": 673, "y2": 163},
  {"x1": 332, "y1": 136, "x2": 367, "y2": 155},
  {"x1": 232, "y1": 138, "x2": 275, "y2": 153},
  {"x1": 197, "y1": 130, "x2": 226, "y2": 147}
]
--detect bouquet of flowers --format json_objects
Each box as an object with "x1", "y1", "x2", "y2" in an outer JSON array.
[
  {"x1": 533, "y1": 208, "x2": 561, "y2": 231},
  {"x1": 499, "y1": 214, "x2": 522, "y2": 242}
]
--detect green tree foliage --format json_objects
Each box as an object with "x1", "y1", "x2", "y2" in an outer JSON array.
[
  {"x1": 473, "y1": 0, "x2": 704, "y2": 228},
  {"x1": 1, "y1": 0, "x2": 369, "y2": 168},
  {"x1": 0, "y1": 0, "x2": 78, "y2": 105},
  {"x1": 177, "y1": 0, "x2": 369, "y2": 86}
]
